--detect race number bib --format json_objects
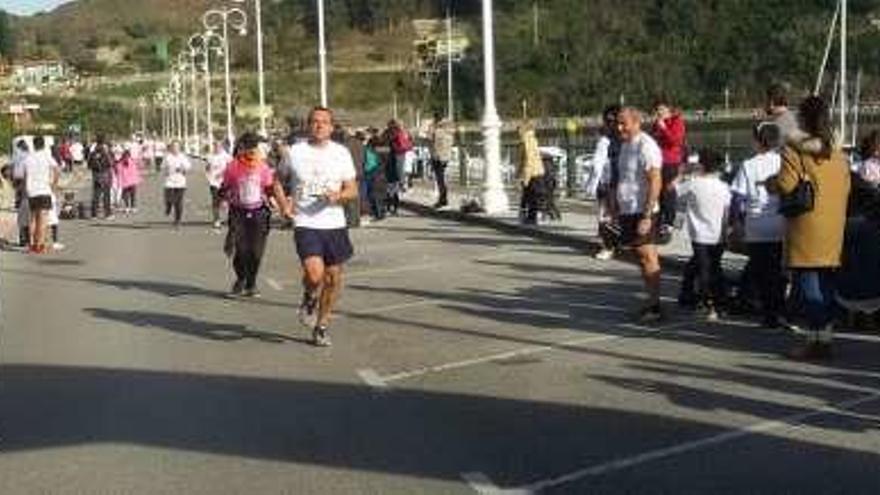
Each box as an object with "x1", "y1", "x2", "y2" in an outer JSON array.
[{"x1": 240, "y1": 174, "x2": 263, "y2": 205}]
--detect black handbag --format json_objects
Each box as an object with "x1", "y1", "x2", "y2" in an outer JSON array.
[{"x1": 778, "y1": 152, "x2": 815, "y2": 218}]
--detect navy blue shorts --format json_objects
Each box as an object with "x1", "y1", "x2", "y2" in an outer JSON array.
[{"x1": 294, "y1": 228, "x2": 354, "y2": 266}]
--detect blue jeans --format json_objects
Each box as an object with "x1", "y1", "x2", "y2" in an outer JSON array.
[{"x1": 794, "y1": 269, "x2": 837, "y2": 330}]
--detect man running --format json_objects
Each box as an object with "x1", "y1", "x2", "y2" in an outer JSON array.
[{"x1": 286, "y1": 107, "x2": 357, "y2": 347}]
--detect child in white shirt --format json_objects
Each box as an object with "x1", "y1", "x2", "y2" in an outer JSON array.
[{"x1": 677, "y1": 148, "x2": 732, "y2": 320}]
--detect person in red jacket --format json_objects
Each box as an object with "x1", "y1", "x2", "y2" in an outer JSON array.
[{"x1": 652, "y1": 97, "x2": 687, "y2": 239}]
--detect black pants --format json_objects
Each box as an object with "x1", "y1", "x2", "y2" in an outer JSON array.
[
  {"x1": 164, "y1": 188, "x2": 185, "y2": 225},
  {"x1": 92, "y1": 177, "x2": 112, "y2": 218},
  {"x1": 520, "y1": 177, "x2": 544, "y2": 223},
  {"x1": 230, "y1": 207, "x2": 270, "y2": 290},
  {"x1": 747, "y1": 242, "x2": 785, "y2": 319},
  {"x1": 210, "y1": 186, "x2": 222, "y2": 223},
  {"x1": 432, "y1": 159, "x2": 448, "y2": 205},
  {"x1": 660, "y1": 165, "x2": 679, "y2": 227},
  {"x1": 365, "y1": 175, "x2": 385, "y2": 219},
  {"x1": 122, "y1": 186, "x2": 137, "y2": 209},
  {"x1": 681, "y1": 243, "x2": 726, "y2": 308}
]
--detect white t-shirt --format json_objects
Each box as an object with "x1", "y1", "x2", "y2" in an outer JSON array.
[
  {"x1": 163, "y1": 152, "x2": 191, "y2": 189},
  {"x1": 676, "y1": 174, "x2": 731, "y2": 245},
  {"x1": 206, "y1": 151, "x2": 231, "y2": 188},
  {"x1": 24, "y1": 150, "x2": 59, "y2": 198},
  {"x1": 731, "y1": 151, "x2": 785, "y2": 243},
  {"x1": 286, "y1": 141, "x2": 356, "y2": 230},
  {"x1": 12, "y1": 148, "x2": 29, "y2": 180},
  {"x1": 616, "y1": 132, "x2": 663, "y2": 215},
  {"x1": 70, "y1": 142, "x2": 85, "y2": 162},
  {"x1": 585, "y1": 135, "x2": 610, "y2": 198}
]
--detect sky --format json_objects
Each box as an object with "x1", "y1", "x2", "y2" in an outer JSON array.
[{"x1": 1, "y1": 0, "x2": 72, "y2": 16}]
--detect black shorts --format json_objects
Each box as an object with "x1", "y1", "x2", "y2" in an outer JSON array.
[
  {"x1": 294, "y1": 228, "x2": 354, "y2": 266},
  {"x1": 28, "y1": 195, "x2": 52, "y2": 212},
  {"x1": 618, "y1": 213, "x2": 659, "y2": 248}
]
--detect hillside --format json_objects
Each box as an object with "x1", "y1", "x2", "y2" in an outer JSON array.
[{"x1": 7, "y1": 0, "x2": 880, "y2": 117}]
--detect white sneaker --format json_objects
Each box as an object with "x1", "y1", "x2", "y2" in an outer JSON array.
[
  {"x1": 594, "y1": 249, "x2": 614, "y2": 261},
  {"x1": 52, "y1": 242, "x2": 66, "y2": 251},
  {"x1": 212, "y1": 220, "x2": 222, "y2": 230}
]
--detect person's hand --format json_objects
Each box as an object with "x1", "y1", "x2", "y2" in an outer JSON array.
[
  {"x1": 323, "y1": 189, "x2": 342, "y2": 205},
  {"x1": 637, "y1": 216, "x2": 653, "y2": 237}
]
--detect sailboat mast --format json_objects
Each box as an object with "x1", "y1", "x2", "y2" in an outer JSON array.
[{"x1": 840, "y1": 0, "x2": 847, "y2": 144}]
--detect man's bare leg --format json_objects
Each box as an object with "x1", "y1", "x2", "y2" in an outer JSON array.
[
  {"x1": 635, "y1": 243, "x2": 662, "y2": 318},
  {"x1": 299, "y1": 256, "x2": 325, "y2": 328},
  {"x1": 317, "y1": 265, "x2": 343, "y2": 327}
]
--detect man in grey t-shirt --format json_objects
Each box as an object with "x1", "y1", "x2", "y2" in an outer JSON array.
[{"x1": 612, "y1": 108, "x2": 664, "y2": 323}]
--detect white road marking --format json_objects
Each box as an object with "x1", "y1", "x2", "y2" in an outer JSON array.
[
  {"x1": 371, "y1": 320, "x2": 694, "y2": 385},
  {"x1": 500, "y1": 391, "x2": 880, "y2": 494},
  {"x1": 356, "y1": 369, "x2": 389, "y2": 389},
  {"x1": 460, "y1": 471, "x2": 521, "y2": 495},
  {"x1": 263, "y1": 277, "x2": 283, "y2": 291}
]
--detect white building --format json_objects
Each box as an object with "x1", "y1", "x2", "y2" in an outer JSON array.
[{"x1": 11, "y1": 60, "x2": 67, "y2": 90}]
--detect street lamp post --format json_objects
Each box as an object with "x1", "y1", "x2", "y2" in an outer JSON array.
[
  {"x1": 176, "y1": 57, "x2": 191, "y2": 151},
  {"x1": 190, "y1": 33, "x2": 223, "y2": 153},
  {"x1": 317, "y1": 0, "x2": 328, "y2": 106},
  {"x1": 230, "y1": 0, "x2": 267, "y2": 136},
  {"x1": 204, "y1": 6, "x2": 248, "y2": 148},
  {"x1": 187, "y1": 39, "x2": 201, "y2": 153},
  {"x1": 480, "y1": 0, "x2": 509, "y2": 215},
  {"x1": 170, "y1": 72, "x2": 183, "y2": 143},
  {"x1": 138, "y1": 96, "x2": 147, "y2": 137}
]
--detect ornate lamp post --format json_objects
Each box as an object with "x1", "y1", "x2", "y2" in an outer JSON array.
[
  {"x1": 317, "y1": 0, "x2": 328, "y2": 106},
  {"x1": 229, "y1": 0, "x2": 267, "y2": 136},
  {"x1": 190, "y1": 32, "x2": 224, "y2": 153},
  {"x1": 480, "y1": 0, "x2": 509, "y2": 215},
  {"x1": 204, "y1": 6, "x2": 248, "y2": 148}
]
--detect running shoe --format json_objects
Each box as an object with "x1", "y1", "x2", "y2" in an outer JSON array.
[
  {"x1": 594, "y1": 248, "x2": 615, "y2": 261},
  {"x1": 228, "y1": 279, "x2": 244, "y2": 298},
  {"x1": 312, "y1": 325, "x2": 331, "y2": 347},
  {"x1": 298, "y1": 291, "x2": 319, "y2": 328},
  {"x1": 637, "y1": 304, "x2": 664, "y2": 324},
  {"x1": 243, "y1": 288, "x2": 262, "y2": 298}
]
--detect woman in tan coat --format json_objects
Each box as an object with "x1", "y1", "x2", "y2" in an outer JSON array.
[
  {"x1": 517, "y1": 122, "x2": 545, "y2": 224},
  {"x1": 776, "y1": 95, "x2": 851, "y2": 360}
]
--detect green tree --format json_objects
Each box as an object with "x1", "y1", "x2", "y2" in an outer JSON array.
[{"x1": 0, "y1": 9, "x2": 14, "y2": 60}]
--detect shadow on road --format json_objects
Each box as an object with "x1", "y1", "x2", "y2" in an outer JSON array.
[
  {"x1": 1, "y1": 364, "x2": 879, "y2": 492},
  {"x1": 84, "y1": 308, "x2": 307, "y2": 344}
]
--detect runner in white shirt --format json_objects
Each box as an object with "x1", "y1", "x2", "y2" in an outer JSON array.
[
  {"x1": 162, "y1": 141, "x2": 191, "y2": 227},
  {"x1": 285, "y1": 107, "x2": 358, "y2": 347},
  {"x1": 69, "y1": 140, "x2": 85, "y2": 168},
  {"x1": 206, "y1": 142, "x2": 232, "y2": 229},
  {"x1": 613, "y1": 107, "x2": 664, "y2": 322},
  {"x1": 731, "y1": 122, "x2": 786, "y2": 327},
  {"x1": 22, "y1": 136, "x2": 60, "y2": 253}
]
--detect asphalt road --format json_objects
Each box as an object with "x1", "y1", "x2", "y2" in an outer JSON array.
[{"x1": 1, "y1": 171, "x2": 879, "y2": 494}]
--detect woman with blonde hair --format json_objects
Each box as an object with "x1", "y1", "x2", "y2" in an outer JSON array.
[{"x1": 517, "y1": 121, "x2": 545, "y2": 224}]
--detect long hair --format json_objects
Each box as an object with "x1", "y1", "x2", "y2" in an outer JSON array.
[
  {"x1": 859, "y1": 130, "x2": 880, "y2": 161},
  {"x1": 798, "y1": 96, "x2": 834, "y2": 158}
]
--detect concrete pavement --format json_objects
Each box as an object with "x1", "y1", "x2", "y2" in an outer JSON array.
[{"x1": 1, "y1": 171, "x2": 879, "y2": 494}]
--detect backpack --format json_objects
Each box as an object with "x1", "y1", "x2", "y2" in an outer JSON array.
[
  {"x1": 88, "y1": 145, "x2": 112, "y2": 174},
  {"x1": 392, "y1": 130, "x2": 413, "y2": 154}
]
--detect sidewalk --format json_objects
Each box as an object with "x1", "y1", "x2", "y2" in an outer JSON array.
[{"x1": 399, "y1": 181, "x2": 744, "y2": 272}]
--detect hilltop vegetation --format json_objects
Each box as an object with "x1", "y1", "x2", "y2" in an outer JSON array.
[{"x1": 6, "y1": 0, "x2": 880, "y2": 118}]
